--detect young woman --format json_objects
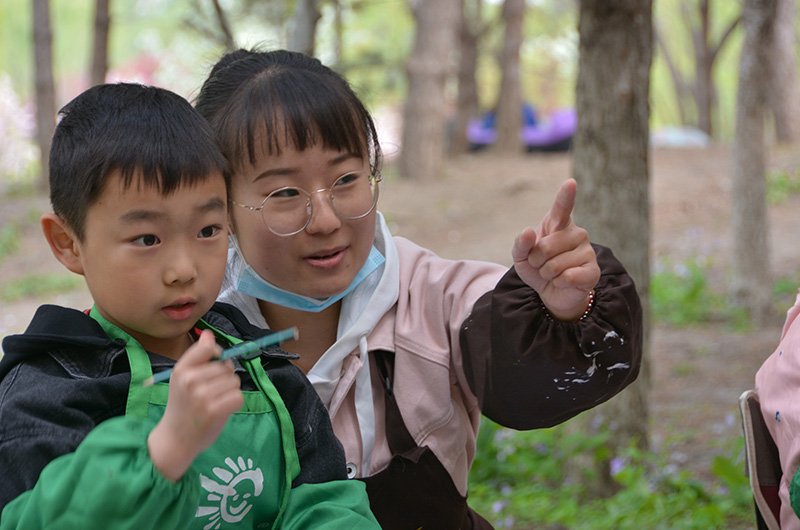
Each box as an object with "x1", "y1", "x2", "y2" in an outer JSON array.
[{"x1": 195, "y1": 48, "x2": 643, "y2": 529}]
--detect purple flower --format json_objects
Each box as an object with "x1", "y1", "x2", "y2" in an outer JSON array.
[{"x1": 610, "y1": 456, "x2": 627, "y2": 476}]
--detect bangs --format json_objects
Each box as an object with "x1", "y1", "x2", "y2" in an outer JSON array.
[
  {"x1": 217, "y1": 68, "x2": 379, "y2": 171},
  {"x1": 82, "y1": 109, "x2": 228, "y2": 201}
]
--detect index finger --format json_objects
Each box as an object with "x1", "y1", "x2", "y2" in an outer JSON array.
[
  {"x1": 182, "y1": 330, "x2": 222, "y2": 364},
  {"x1": 544, "y1": 179, "x2": 577, "y2": 233}
]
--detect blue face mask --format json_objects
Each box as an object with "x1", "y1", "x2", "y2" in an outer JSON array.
[{"x1": 232, "y1": 238, "x2": 385, "y2": 313}]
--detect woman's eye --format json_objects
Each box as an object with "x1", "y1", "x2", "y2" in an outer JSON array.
[
  {"x1": 199, "y1": 225, "x2": 222, "y2": 238},
  {"x1": 335, "y1": 172, "x2": 361, "y2": 187},
  {"x1": 271, "y1": 187, "x2": 302, "y2": 199},
  {"x1": 133, "y1": 234, "x2": 160, "y2": 247}
]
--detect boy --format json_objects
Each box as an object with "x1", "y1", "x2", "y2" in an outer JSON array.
[{"x1": 0, "y1": 83, "x2": 379, "y2": 529}]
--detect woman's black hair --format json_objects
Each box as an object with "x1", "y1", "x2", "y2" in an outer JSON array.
[
  {"x1": 194, "y1": 49, "x2": 382, "y2": 175},
  {"x1": 50, "y1": 83, "x2": 230, "y2": 240}
]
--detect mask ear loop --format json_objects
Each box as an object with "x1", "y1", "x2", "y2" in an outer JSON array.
[
  {"x1": 226, "y1": 208, "x2": 236, "y2": 236},
  {"x1": 228, "y1": 232, "x2": 249, "y2": 273}
]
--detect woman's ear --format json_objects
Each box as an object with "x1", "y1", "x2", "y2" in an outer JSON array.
[{"x1": 41, "y1": 213, "x2": 85, "y2": 275}]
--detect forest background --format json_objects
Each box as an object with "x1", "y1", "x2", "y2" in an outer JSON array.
[{"x1": 2, "y1": 1, "x2": 800, "y2": 529}]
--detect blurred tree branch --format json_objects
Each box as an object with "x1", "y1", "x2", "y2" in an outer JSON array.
[
  {"x1": 90, "y1": 0, "x2": 110, "y2": 86},
  {"x1": 655, "y1": 0, "x2": 740, "y2": 137},
  {"x1": 184, "y1": 0, "x2": 237, "y2": 51},
  {"x1": 33, "y1": 0, "x2": 56, "y2": 191}
]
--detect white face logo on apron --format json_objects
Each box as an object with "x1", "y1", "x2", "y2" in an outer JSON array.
[{"x1": 195, "y1": 456, "x2": 265, "y2": 528}]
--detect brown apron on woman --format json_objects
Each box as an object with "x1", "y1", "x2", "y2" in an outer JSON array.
[{"x1": 361, "y1": 352, "x2": 494, "y2": 530}]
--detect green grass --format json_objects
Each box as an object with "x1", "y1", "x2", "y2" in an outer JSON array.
[
  {"x1": 650, "y1": 255, "x2": 733, "y2": 327},
  {"x1": 1, "y1": 273, "x2": 83, "y2": 302},
  {"x1": 671, "y1": 362, "x2": 696, "y2": 377},
  {"x1": 651, "y1": 252, "x2": 800, "y2": 330},
  {"x1": 468, "y1": 418, "x2": 752, "y2": 529},
  {"x1": 774, "y1": 270, "x2": 800, "y2": 313},
  {"x1": 767, "y1": 168, "x2": 800, "y2": 205},
  {"x1": 0, "y1": 223, "x2": 21, "y2": 263},
  {"x1": 650, "y1": 255, "x2": 759, "y2": 330}
]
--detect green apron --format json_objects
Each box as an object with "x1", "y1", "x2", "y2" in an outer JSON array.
[{"x1": 89, "y1": 307, "x2": 301, "y2": 530}]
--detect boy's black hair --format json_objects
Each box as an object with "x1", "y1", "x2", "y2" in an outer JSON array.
[
  {"x1": 194, "y1": 48, "x2": 382, "y2": 176},
  {"x1": 49, "y1": 83, "x2": 230, "y2": 240}
]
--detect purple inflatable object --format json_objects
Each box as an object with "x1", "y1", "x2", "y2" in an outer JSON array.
[{"x1": 467, "y1": 107, "x2": 576, "y2": 152}]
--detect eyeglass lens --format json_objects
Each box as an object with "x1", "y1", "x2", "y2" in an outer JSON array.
[{"x1": 261, "y1": 171, "x2": 379, "y2": 236}]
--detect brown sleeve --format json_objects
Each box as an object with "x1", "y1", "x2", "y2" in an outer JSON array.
[{"x1": 459, "y1": 243, "x2": 643, "y2": 429}]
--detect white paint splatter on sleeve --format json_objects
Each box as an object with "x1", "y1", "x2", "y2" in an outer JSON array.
[{"x1": 606, "y1": 363, "x2": 630, "y2": 371}]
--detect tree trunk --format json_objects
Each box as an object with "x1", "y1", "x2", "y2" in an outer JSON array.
[
  {"x1": 399, "y1": 0, "x2": 461, "y2": 181},
  {"x1": 332, "y1": 0, "x2": 343, "y2": 68},
  {"x1": 731, "y1": 0, "x2": 777, "y2": 323},
  {"x1": 450, "y1": 0, "x2": 483, "y2": 155},
  {"x1": 660, "y1": 1, "x2": 739, "y2": 139},
  {"x1": 288, "y1": 0, "x2": 321, "y2": 56},
  {"x1": 90, "y1": 0, "x2": 111, "y2": 87},
  {"x1": 768, "y1": 0, "x2": 800, "y2": 143},
  {"x1": 33, "y1": 0, "x2": 56, "y2": 192},
  {"x1": 693, "y1": 0, "x2": 714, "y2": 137},
  {"x1": 492, "y1": 0, "x2": 525, "y2": 154},
  {"x1": 569, "y1": 0, "x2": 653, "y2": 498},
  {"x1": 654, "y1": 27, "x2": 688, "y2": 125}
]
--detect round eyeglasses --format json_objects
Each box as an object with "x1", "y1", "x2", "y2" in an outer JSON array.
[{"x1": 230, "y1": 171, "x2": 382, "y2": 236}]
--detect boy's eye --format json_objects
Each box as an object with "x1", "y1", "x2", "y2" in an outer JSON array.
[
  {"x1": 199, "y1": 225, "x2": 222, "y2": 238},
  {"x1": 133, "y1": 234, "x2": 160, "y2": 247}
]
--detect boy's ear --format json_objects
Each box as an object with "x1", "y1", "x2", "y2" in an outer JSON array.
[{"x1": 41, "y1": 213, "x2": 85, "y2": 276}]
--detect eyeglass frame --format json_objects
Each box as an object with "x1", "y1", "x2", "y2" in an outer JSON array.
[{"x1": 229, "y1": 171, "x2": 382, "y2": 236}]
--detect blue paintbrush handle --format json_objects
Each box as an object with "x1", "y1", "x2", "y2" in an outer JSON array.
[{"x1": 143, "y1": 326, "x2": 298, "y2": 386}]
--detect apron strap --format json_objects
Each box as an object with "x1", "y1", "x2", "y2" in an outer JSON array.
[
  {"x1": 88, "y1": 306, "x2": 153, "y2": 418},
  {"x1": 243, "y1": 355, "x2": 301, "y2": 529},
  {"x1": 369, "y1": 350, "x2": 496, "y2": 530},
  {"x1": 372, "y1": 351, "x2": 418, "y2": 455}
]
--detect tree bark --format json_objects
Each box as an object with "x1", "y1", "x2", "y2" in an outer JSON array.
[
  {"x1": 332, "y1": 0, "x2": 343, "y2": 68},
  {"x1": 731, "y1": 0, "x2": 777, "y2": 323},
  {"x1": 33, "y1": 0, "x2": 56, "y2": 191},
  {"x1": 570, "y1": 0, "x2": 653, "y2": 498},
  {"x1": 768, "y1": 0, "x2": 800, "y2": 143},
  {"x1": 288, "y1": 0, "x2": 321, "y2": 56},
  {"x1": 90, "y1": 0, "x2": 111, "y2": 87},
  {"x1": 451, "y1": 0, "x2": 483, "y2": 155},
  {"x1": 399, "y1": 0, "x2": 461, "y2": 181},
  {"x1": 692, "y1": 0, "x2": 714, "y2": 136},
  {"x1": 492, "y1": 0, "x2": 525, "y2": 154},
  {"x1": 654, "y1": 26, "x2": 689, "y2": 125}
]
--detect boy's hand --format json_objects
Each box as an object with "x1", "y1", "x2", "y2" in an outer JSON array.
[
  {"x1": 147, "y1": 330, "x2": 243, "y2": 481},
  {"x1": 511, "y1": 179, "x2": 600, "y2": 322}
]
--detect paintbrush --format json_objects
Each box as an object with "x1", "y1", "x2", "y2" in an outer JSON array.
[{"x1": 142, "y1": 326, "x2": 299, "y2": 387}]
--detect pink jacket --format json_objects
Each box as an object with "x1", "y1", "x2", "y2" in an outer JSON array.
[
  {"x1": 756, "y1": 289, "x2": 800, "y2": 530},
  {"x1": 328, "y1": 237, "x2": 641, "y2": 495}
]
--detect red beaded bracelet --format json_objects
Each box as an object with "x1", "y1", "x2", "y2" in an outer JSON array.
[{"x1": 542, "y1": 290, "x2": 595, "y2": 322}]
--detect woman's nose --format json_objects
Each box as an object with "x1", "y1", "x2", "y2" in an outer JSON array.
[{"x1": 304, "y1": 189, "x2": 342, "y2": 234}]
